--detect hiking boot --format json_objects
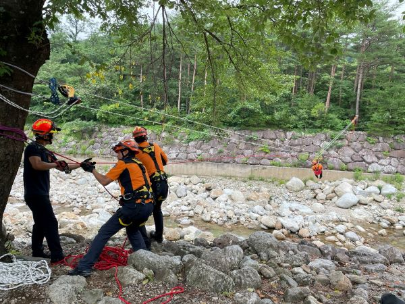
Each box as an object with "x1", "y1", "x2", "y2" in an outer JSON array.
[
  {"x1": 150, "y1": 231, "x2": 163, "y2": 243},
  {"x1": 68, "y1": 267, "x2": 92, "y2": 277},
  {"x1": 32, "y1": 252, "x2": 51, "y2": 259},
  {"x1": 50, "y1": 255, "x2": 65, "y2": 265}
]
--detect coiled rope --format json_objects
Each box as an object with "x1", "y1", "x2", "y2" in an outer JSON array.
[{"x1": 0, "y1": 254, "x2": 51, "y2": 290}]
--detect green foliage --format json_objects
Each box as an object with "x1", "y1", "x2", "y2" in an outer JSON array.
[
  {"x1": 353, "y1": 168, "x2": 365, "y2": 181},
  {"x1": 366, "y1": 137, "x2": 377, "y2": 145},
  {"x1": 382, "y1": 151, "x2": 390, "y2": 157},
  {"x1": 396, "y1": 192, "x2": 405, "y2": 201},
  {"x1": 258, "y1": 145, "x2": 271, "y2": 154},
  {"x1": 371, "y1": 171, "x2": 381, "y2": 181},
  {"x1": 298, "y1": 153, "x2": 309, "y2": 162},
  {"x1": 340, "y1": 164, "x2": 348, "y2": 171},
  {"x1": 62, "y1": 119, "x2": 97, "y2": 140},
  {"x1": 394, "y1": 206, "x2": 404, "y2": 213},
  {"x1": 382, "y1": 173, "x2": 404, "y2": 189}
]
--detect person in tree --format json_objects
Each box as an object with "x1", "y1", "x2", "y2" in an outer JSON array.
[
  {"x1": 312, "y1": 159, "x2": 323, "y2": 179},
  {"x1": 132, "y1": 126, "x2": 168, "y2": 244},
  {"x1": 24, "y1": 118, "x2": 80, "y2": 263},
  {"x1": 69, "y1": 139, "x2": 154, "y2": 277}
]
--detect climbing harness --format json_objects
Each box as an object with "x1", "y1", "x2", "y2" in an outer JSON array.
[
  {"x1": 139, "y1": 144, "x2": 168, "y2": 182},
  {"x1": 0, "y1": 254, "x2": 51, "y2": 290},
  {"x1": 119, "y1": 158, "x2": 154, "y2": 211}
]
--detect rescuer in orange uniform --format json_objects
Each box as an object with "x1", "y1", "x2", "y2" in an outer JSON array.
[
  {"x1": 312, "y1": 159, "x2": 323, "y2": 179},
  {"x1": 133, "y1": 126, "x2": 168, "y2": 243}
]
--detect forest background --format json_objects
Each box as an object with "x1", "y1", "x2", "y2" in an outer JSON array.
[{"x1": 27, "y1": 0, "x2": 405, "y2": 139}]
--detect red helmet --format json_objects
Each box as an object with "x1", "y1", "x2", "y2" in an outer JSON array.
[
  {"x1": 132, "y1": 126, "x2": 147, "y2": 138},
  {"x1": 32, "y1": 118, "x2": 61, "y2": 135},
  {"x1": 113, "y1": 139, "x2": 139, "y2": 154}
]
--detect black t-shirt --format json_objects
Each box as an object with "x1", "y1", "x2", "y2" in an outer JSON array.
[{"x1": 23, "y1": 142, "x2": 56, "y2": 197}]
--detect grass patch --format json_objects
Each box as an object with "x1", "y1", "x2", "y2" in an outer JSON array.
[
  {"x1": 340, "y1": 164, "x2": 347, "y2": 171},
  {"x1": 258, "y1": 145, "x2": 271, "y2": 154},
  {"x1": 382, "y1": 173, "x2": 404, "y2": 189},
  {"x1": 366, "y1": 137, "x2": 377, "y2": 145},
  {"x1": 353, "y1": 168, "x2": 365, "y2": 181},
  {"x1": 394, "y1": 206, "x2": 404, "y2": 213}
]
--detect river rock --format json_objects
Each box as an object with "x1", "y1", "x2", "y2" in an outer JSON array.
[
  {"x1": 286, "y1": 177, "x2": 305, "y2": 192},
  {"x1": 336, "y1": 193, "x2": 359, "y2": 209}
]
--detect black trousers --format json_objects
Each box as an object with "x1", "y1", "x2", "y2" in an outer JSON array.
[
  {"x1": 25, "y1": 195, "x2": 64, "y2": 260},
  {"x1": 151, "y1": 179, "x2": 169, "y2": 238},
  {"x1": 77, "y1": 202, "x2": 153, "y2": 270}
]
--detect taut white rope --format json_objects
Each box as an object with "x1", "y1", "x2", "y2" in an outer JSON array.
[{"x1": 0, "y1": 254, "x2": 51, "y2": 290}]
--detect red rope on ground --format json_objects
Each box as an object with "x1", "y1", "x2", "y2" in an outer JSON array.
[
  {"x1": 141, "y1": 286, "x2": 185, "y2": 304},
  {"x1": 54, "y1": 239, "x2": 184, "y2": 304}
]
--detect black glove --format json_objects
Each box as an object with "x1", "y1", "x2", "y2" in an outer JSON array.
[
  {"x1": 55, "y1": 160, "x2": 70, "y2": 173},
  {"x1": 80, "y1": 158, "x2": 96, "y2": 173}
]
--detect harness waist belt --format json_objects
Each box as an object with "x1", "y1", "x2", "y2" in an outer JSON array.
[
  {"x1": 120, "y1": 186, "x2": 153, "y2": 202},
  {"x1": 150, "y1": 171, "x2": 167, "y2": 182}
]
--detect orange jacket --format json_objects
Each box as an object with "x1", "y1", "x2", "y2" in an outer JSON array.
[
  {"x1": 106, "y1": 158, "x2": 152, "y2": 196},
  {"x1": 312, "y1": 163, "x2": 323, "y2": 173},
  {"x1": 136, "y1": 141, "x2": 168, "y2": 176}
]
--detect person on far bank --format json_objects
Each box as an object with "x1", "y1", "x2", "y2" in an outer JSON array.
[
  {"x1": 133, "y1": 126, "x2": 168, "y2": 243},
  {"x1": 24, "y1": 118, "x2": 80, "y2": 263},
  {"x1": 69, "y1": 140, "x2": 154, "y2": 277},
  {"x1": 312, "y1": 159, "x2": 323, "y2": 179}
]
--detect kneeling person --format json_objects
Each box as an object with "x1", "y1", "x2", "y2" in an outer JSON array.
[{"x1": 69, "y1": 140, "x2": 154, "y2": 277}]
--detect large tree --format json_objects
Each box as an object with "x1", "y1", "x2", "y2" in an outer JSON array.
[{"x1": 0, "y1": 0, "x2": 377, "y2": 254}]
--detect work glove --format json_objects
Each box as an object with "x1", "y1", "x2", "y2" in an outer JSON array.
[
  {"x1": 55, "y1": 160, "x2": 71, "y2": 174},
  {"x1": 80, "y1": 158, "x2": 96, "y2": 173}
]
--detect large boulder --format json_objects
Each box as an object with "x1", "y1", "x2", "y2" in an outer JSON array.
[
  {"x1": 128, "y1": 250, "x2": 183, "y2": 276},
  {"x1": 334, "y1": 182, "x2": 353, "y2": 197},
  {"x1": 336, "y1": 193, "x2": 359, "y2": 209},
  {"x1": 186, "y1": 261, "x2": 235, "y2": 293},
  {"x1": 286, "y1": 177, "x2": 305, "y2": 192},
  {"x1": 200, "y1": 245, "x2": 244, "y2": 274}
]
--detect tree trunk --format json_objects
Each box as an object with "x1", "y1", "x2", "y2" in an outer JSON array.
[
  {"x1": 292, "y1": 65, "x2": 297, "y2": 96},
  {"x1": 189, "y1": 54, "x2": 197, "y2": 114},
  {"x1": 325, "y1": 64, "x2": 336, "y2": 112},
  {"x1": 338, "y1": 63, "x2": 345, "y2": 106},
  {"x1": 203, "y1": 64, "x2": 208, "y2": 97},
  {"x1": 177, "y1": 54, "x2": 182, "y2": 112},
  {"x1": 353, "y1": 64, "x2": 360, "y2": 93},
  {"x1": 140, "y1": 64, "x2": 144, "y2": 108},
  {"x1": 308, "y1": 69, "x2": 316, "y2": 95},
  {"x1": 297, "y1": 66, "x2": 303, "y2": 92},
  {"x1": 0, "y1": 0, "x2": 50, "y2": 255},
  {"x1": 355, "y1": 62, "x2": 364, "y2": 118},
  {"x1": 161, "y1": 6, "x2": 168, "y2": 108}
]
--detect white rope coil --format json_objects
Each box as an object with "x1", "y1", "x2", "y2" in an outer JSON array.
[{"x1": 0, "y1": 254, "x2": 51, "y2": 290}]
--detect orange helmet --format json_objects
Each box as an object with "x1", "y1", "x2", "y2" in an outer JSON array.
[
  {"x1": 132, "y1": 126, "x2": 147, "y2": 138},
  {"x1": 112, "y1": 139, "x2": 139, "y2": 154},
  {"x1": 32, "y1": 118, "x2": 61, "y2": 135}
]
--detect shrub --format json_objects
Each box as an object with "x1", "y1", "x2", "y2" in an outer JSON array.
[
  {"x1": 258, "y1": 145, "x2": 271, "y2": 154},
  {"x1": 353, "y1": 168, "x2": 365, "y2": 181},
  {"x1": 366, "y1": 137, "x2": 377, "y2": 145}
]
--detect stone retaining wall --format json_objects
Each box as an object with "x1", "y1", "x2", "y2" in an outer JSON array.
[{"x1": 56, "y1": 127, "x2": 405, "y2": 174}]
